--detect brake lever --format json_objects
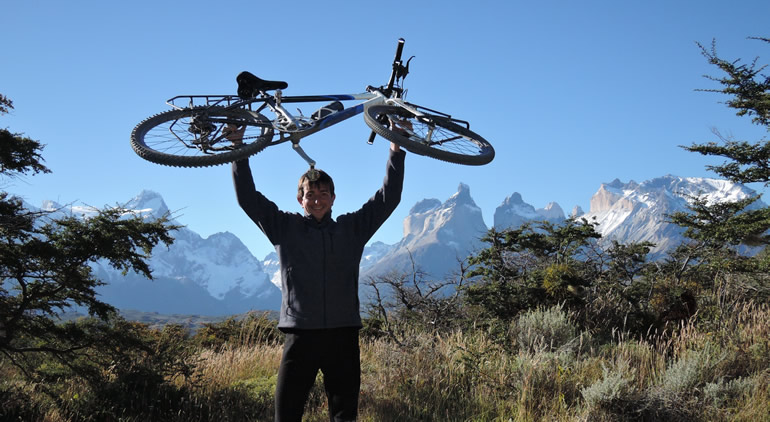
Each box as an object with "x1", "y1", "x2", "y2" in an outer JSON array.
[{"x1": 394, "y1": 56, "x2": 415, "y2": 81}]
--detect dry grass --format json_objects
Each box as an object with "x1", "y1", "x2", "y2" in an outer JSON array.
[
  {"x1": 3, "y1": 304, "x2": 768, "y2": 421},
  {"x1": 193, "y1": 343, "x2": 282, "y2": 390}
]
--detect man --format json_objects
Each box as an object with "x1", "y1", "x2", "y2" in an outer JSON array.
[{"x1": 231, "y1": 127, "x2": 405, "y2": 421}]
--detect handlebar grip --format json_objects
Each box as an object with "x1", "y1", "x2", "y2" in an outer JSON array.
[
  {"x1": 394, "y1": 38, "x2": 405, "y2": 62},
  {"x1": 367, "y1": 130, "x2": 377, "y2": 145},
  {"x1": 386, "y1": 38, "x2": 406, "y2": 91}
]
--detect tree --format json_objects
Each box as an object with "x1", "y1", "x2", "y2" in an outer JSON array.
[
  {"x1": 0, "y1": 95, "x2": 49, "y2": 178},
  {"x1": 676, "y1": 37, "x2": 770, "y2": 267},
  {"x1": 663, "y1": 194, "x2": 770, "y2": 309},
  {"x1": 463, "y1": 218, "x2": 603, "y2": 321},
  {"x1": 0, "y1": 95, "x2": 180, "y2": 385},
  {"x1": 362, "y1": 263, "x2": 468, "y2": 344},
  {"x1": 672, "y1": 37, "x2": 770, "y2": 315},
  {"x1": 682, "y1": 37, "x2": 770, "y2": 185},
  {"x1": 668, "y1": 195, "x2": 770, "y2": 250}
]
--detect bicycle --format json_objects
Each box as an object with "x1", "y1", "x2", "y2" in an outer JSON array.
[{"x1": 130, "y1": 38, "x2": 495, "y2": 170}]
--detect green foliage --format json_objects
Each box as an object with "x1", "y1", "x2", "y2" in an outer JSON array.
[
  {"x1": 668, "y1": 194, "x2": 770, "y2": 249},
  {"x1": 362, "y1": 266, "x2": 467, "y2": 344},
  {"x1": 0, "y1": 94, "x2": 185, "y2": 419},
  {"x1": 660, "y1": 191, "x2": 770, "y2": 316},
  {"x1": 683, "y1": 37, "x2": 770, "y2": 185},
  {"x1": 0, "y1": 198, "x2": 179, "y2": 374},
  {"x1": 0, "y1": 97, "x2": 49, "y2": 177},
  {"x1": 55, "y1": 320, "x2": 196, "y2": 421},
  {"x1": 581, "y1": 360, "x2": 639, "y2": 418},
  {"x1": 0, "y1": 129, "x2": 50, "y2": 177},
  {"x1": 231, "y1": 375, "x2": 277, "y2": 406},
  {"x1": 511, "y1": 305, "x2": 580, "y2": 354},
  {"x1": 698, "y1": 37, "x2": 770, "y2": 129},
  {"x1": 6, "y1": 33, "x2": 770, "y2": 419},
  {"x1": 0, "y1": 94, "x2": 12, "y2": 114},
  {"x1": 464, "y1": 218, "x2": 602, "y2": 322},
  {"x1": 659, "y1": 344, "x2": 724, "y2": 395},
  {"x1": 687, "y1": 138, "x2": 770, "y2": 186},
  {"x1": 192, "y1": 312, "x2": 282, "y2": 349},
  {"x1": 703, "y1": 377, "x2": 753, "y2": 408},
  {"x1": 604, "y1": 240, "x2": 655, "y2": 284}
]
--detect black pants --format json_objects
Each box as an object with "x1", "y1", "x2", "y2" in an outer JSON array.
[{"x1": 275, "y1": 327, "x2": 360, "y2": 422}]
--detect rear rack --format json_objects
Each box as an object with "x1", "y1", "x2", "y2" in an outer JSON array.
[{"x1": 165, "y1": 95, "x2": 241, "y2": 110}]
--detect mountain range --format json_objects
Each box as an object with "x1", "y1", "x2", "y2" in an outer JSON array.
[{"x1": 31, "y1": 174, "x2": 764, "y2": 315}]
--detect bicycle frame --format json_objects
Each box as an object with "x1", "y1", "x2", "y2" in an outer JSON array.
[
  {"x1": 163, "y1": 89, "x2": 422, "y2": 168},
  {"x1": 131, "y1": 38, "x2": 493, "y2": 168}
]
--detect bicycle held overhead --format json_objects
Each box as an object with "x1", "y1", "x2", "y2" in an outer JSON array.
[{"x1": 130, "y1": 38, "x2": 495, "y2": 169}]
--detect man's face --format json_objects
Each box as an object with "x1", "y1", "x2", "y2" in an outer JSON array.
[{"x1": 298, "y1": 182, "x2": 335, "y2": 221}]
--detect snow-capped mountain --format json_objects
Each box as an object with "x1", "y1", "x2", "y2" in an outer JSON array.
[
  {"x1": 576, "y1": 175, "x2": 765, "y2": 255},
  {"x1": 493, "y1": 192, "x2": 565, "y2": 229},
  {"x1": 360, "y1": 241, "x2": 396, "y2": 271},
  {"x1": 68, "y1": 191, "x2": 281, "y2": 315},
  {"x1": 31, "y1": 174, "x2": 764, "y2": 316},
  {"x1": 263, "y1": 175, "x2": 762, "y2": 287},
  {"x1": 262, "y1": 252, "x2": 282, "y2": 289},
  {"x1": 571, "y1": 206, "x2": 585, "y2": 217},
  {"x1": 361, "y1": 183, "x2": 488, "y2": 279}
]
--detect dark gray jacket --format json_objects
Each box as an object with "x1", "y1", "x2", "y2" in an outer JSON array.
[{"x1": 232, "y1": 149, "x2": 405, "y2": 329}]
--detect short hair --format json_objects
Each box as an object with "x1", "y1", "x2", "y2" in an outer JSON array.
[{"x1": 297, "y1": 169, "x2": 335, "y2": 201}]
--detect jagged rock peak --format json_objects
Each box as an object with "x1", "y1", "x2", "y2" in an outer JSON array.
[
  {"x1": 571, "y1": 205, "x2": 585, "y2": 217},
  {"x1": 126, "y1": 190, "x2": 170, "y2": 217},
  {"x1": 591, "y1": 175, "x2": 753, "y2": 214},
  {"x1": 446, "y1": 183, "x2": 475, "y2": 206},
  {"x1": 41, "y1": 199, "x2": 63, "y2": 211},
  {"x1": 502, "y1": 192, "x2": 525, "y2": 205},
  {"x1": 605, "y1": 178, "x2": 639, "y2": 189},
  {"x1": 409, "y1": 198, "x2": 442, "y2": 215},
  {"x1": 537, "y1": 202, "x2": 565, "y2": 220}
]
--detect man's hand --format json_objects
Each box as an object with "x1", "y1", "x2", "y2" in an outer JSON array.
[
  {"x1": 224, "y1": 124, "x2": 246, "y2": 146},
  {"x1": 388, "y1": 117, "x2": 410, "y2": 152},
  {"x1": 389, "y1": 116, "x2": 413, "y2": 136}
]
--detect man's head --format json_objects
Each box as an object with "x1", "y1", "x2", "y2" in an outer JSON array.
[{"x1": 297, "y1": 169, "x2": 335, "y2": 221}]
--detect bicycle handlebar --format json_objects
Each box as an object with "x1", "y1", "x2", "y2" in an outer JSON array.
[
  {"x1": 386, "y1": 38, "x2": 406, "y2": 92},
  {"x1": 368, "y1": 38, "x2": 406, "y2": 145}
]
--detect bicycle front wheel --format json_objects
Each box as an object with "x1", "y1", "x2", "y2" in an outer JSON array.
[
  {"x1": 364, "y1": 105, "x2": 494, "y2": 165},
  {"x1": 131, "y1": 106, "x2": 273, "y2": 167}
]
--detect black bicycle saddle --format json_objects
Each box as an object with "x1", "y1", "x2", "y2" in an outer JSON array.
[{"x1": 237, "y1": 71, "x2": 288, "y2": 99}]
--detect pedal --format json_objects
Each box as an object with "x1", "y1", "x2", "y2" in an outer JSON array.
[{"x1": 311, "y1": 101, "x2": 344, "y2": 120}]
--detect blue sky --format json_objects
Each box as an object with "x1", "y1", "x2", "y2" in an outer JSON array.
[{"x1": 3, "y1": 0, "x2": 769, "y2": 259}]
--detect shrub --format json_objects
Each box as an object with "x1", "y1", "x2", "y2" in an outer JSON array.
[
  {"x1": 658, "y1": 344, "x2": 725, "y2": 395},
  {"x1": 192, "y1": 312, "x2": 282, "y2": 350},
  {"x1": 703, "y1": 376, "x2": 753, "y2": 408},
  {"x1": 510, "y1": 304, "x2": 579, "y2": 354},
  {"x1": 581, "y1": 360, "x2": 639, "y2": 417}
]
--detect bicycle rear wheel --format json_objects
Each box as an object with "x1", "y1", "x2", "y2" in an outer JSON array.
[
  {"x1": 131, "y1": 106, "x2": 273, "y2": 167},
  {"x1": 364, "y1": 105, "x2": 494, "y2": 165}
]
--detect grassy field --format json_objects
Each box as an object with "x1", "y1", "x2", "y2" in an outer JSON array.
[{"x1": 6, "y1": 303, "x2": 766, "y2": 421}]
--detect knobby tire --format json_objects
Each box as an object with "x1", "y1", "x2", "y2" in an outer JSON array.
[
  {"x1": 363, "y1": 104, "x2": 494, "y2": 165},
  {"x1": 131, "y1": 107, "x2": 273, "y2": 167}
]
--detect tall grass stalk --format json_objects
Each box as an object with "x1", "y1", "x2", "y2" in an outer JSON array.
[{"x1": 3, "y1": 303, "x2": 768, "y2": 421}]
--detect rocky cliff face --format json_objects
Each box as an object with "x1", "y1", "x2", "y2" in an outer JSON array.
[
  {"x1": 494, "y1": 192, "x2": 565, "y2": 229},
  {"x1": 53, "y1": 190, "x2": 282, "y2": 315},
  {"x1": 34, "y1": 174, "x2": 764, "y2": 315},
  {"x1": 579, "y1": 175, "x2": 763, "y2": 255},
  {"x1": 362, "y1": 183, "x2": 488, "y2": 279}
]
